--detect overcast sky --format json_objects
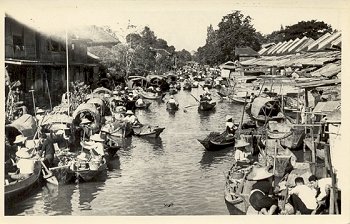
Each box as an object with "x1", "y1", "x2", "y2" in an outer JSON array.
[{"x1": 2, "y1": 0, "x2": 348, "y2": 52}]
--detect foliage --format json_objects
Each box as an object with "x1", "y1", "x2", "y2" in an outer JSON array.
[
  {"x1": 263, "y1": 20, "x2": 333, "y2": 43},
  {"x1": 196, "y1": 11, "x2": 262, "y2": 65}
]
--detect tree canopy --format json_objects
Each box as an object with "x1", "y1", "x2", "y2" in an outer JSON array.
[
  {"x1": 264, "y1": 20, "x2": 333, "y2": 43},
  {"x1": 195, "y1": 11, "x2": 263, "y2": 65}
]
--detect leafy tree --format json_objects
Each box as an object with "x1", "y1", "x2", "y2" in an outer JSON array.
[
  {"x1": 196, "y1": 11, "x2": 262, "y2": 65},
  {"x1": 216, "y1": 11, "x2": 261, "y2": 62},
  {"x1": 282, "y1": 20, "x2": 332, "y2": 41}
]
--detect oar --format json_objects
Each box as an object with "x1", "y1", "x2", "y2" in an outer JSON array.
[
  {"x1": 190, "y1": 93, "x2": 200, "y2": 103},
  {"x1": 183, "y1": 104, "x2": 197, "y2": 112},
  {"x1": 41, "y1": 160, "x2": 58, "y2": 185}
]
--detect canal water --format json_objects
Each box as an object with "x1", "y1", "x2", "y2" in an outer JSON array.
[{"x1": 7, "y1": 88, "x2": 251, "y2": 216}]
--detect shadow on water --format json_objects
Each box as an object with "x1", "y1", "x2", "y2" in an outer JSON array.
[
  {"x1": 107, "y1": 156, "x2": 121, "y2": 171},
  {"x1": 199, "y1": 146, "x2": 234, "y2": 169}
]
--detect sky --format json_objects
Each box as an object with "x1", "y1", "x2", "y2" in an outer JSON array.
[{"x1": 2, "y1": 0, "x2": 348, "y2": 52}]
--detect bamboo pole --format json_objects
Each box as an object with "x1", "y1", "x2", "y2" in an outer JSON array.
[
  {"x1": 45, "y1": 73, "x2": 52, "y2": 111},
  {"x1": 325, "y1": 143, "x2": 339, "y2": 214},
  {"x1": 66, "y1": 30, "x2": 70, "y2": 115}
]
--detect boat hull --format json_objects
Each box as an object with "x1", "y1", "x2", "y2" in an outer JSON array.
[
  {"x1": 5, "y1": 161, "x2": 42, "y2": 205},
  {"x1": 198, "y1": 101, "x2": 216, "y2": 111}
]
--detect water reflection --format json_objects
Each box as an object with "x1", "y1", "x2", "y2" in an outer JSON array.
[
  {"x1": 75, "y1": 181, "x2": 106, "y2": 211},
  {"x1": 107, "y1": 156, "x2": 121, "y2": 171},
  {"x1": 199, "y1": 146, "x2": 234, "y2": 170}
]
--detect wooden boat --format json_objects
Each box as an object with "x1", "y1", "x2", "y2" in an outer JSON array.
[
  {"x1": 198, "y1": 132, "x2": 235, "y2": 151},
  {"x1": 68, "y1": 161, "x2": 108, "y2": 183},
  {"x1": 133, "y1": 125, "x2": 165, "y2": 138},
  {"x1": 138, "y1": 90, "x2": 166, "y2": 100},
  {"x1": 224, "y1": 166, "x2": 254, "y2": 215},
  {"x1": 135, "y1": 101, "x2": 151, "y2": 109},
  {"x1": 230, "y1": 96, "x2": 247, "y2": 104},
  {"x1": 198, "y1": 100, "x2": 216, "y2": 111},
  {"x1": 5, "y1": 160, "x2": 42, "y2": 205},
  {"x1": 166, "y1": 102, "x2": 179, "y2": 111}
]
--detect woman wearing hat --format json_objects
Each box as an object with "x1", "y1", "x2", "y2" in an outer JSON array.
[
  {"x1": 12, "y1": 147, "x2": 36, "y2": 179},
  {"x1": 80, "y1": 118, "x2": 92, "y2": 140},
  {"x1": 248, "y1": 166, "x2": 278, "y2": 215},
  {"x1": 13, "y1": 134, "x2": 28, "y2": 150},
  {"x1": 124, "y1": 110, "x2": 139, "y2": 125}
]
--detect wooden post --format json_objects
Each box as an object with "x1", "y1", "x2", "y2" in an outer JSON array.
[
  {"x1": 273, "y1": 140, "x2": 277, "y2": 175},
  {"x1": 296, "y1": 88, "x2": 300, "y2": 124},
  {"x1": 324, "y1": 143, "x2": 339, "y2": 214}
]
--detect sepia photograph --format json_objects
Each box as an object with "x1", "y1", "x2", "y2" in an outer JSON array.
[{"x1": 1, "y1": 0, "x2": 349, "y2": 221}]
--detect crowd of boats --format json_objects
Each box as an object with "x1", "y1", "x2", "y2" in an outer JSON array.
[{"x1": 4, "y1": 64, "x2": 341, "y2": 215}]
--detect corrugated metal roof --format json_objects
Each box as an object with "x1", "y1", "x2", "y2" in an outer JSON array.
[
  {"x1": 276, "y1": 39, "x2": 295, "y2": 55},
  {"x1": 278, "y1": 38, "x2": 300, "y2": 55},
  {"x1": 317, "y1": 32, "x2": 341, "y2": 50},
  {"x1": 307, "y1": 32, "x2": 331, "y2": 51},
  {"x1": 294, "y1": 38, "x2": 315, "y2": 52},
  {"x1": 287, "y1": 36, "x2": 308, "y2": 53},
  {"x1": 264, "y1": 42, "x2": 284, "y2": 55},
  {"x1": 271, "y1": 41, "x2": 290, "y2": 55}
]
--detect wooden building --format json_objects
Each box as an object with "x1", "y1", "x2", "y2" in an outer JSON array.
[{"x1": 4, "y1": 15, "x2": 114, "y2": 111}]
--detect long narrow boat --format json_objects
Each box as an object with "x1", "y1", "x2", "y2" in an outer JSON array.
[
  {"x1": 5, "y1": 160, "x2": 42, "y2": 205},
  {"x1": 138, "y1": 90, "x2": 166, "y2": 100},
  {"x1": 74, "y1": 163, "x2": 108, "y2": 182},
  {"x1": 198, "y1": 134, "x2": 235, "y2": 151},
  {"x1": 135, "y1": 101, "x2": 151, "y2": 109},
  {"x1": 133, "y1": 126, "x2": 165, "y2": 138},
  {"x1": 198, "y1": 100, "x2": 216, "y2": 111}
]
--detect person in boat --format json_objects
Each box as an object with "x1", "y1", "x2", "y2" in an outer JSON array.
[
  {"x1": 203, "y1": 87, "x2": 212, "y2": 100},
  {"x1": 234, "y1": 139, "x2": 251, "y2": 166},
  {"x1": 13, "y1": 133, "x2": 27, "y2": 147},
  {"x1": 11, "y1": 147, "x2": 36, "y2": 180},
  {"x1": 135, "y1": 96, "x2": 145, "y2": 107},
  {"x1": 248, "y1": 166, "x2": 279, "y2": 215},
  {"x1": 167, "y1": 95, "x2": 178, "y2": 106},
  {"x1": 308, "y1": 175, "x2": 333, "y2": 214},
  {"x1": 5, "y1": 135, "x2": 18, "y2": 175},
  {"x1": 88, "y1": 134, "x2": 106, "y2": 163},
  {"x1": 284, "y1": 176, "x2": 318, "y2": 214},
  {"x1": 80, "y1": 118, "x2": 93, "y2": 140},
  {"x1": 35, "y1": 108, "x2": 45, "y2": 124},
  {"x1": 124, "y1": 110, "x2": 139, "y2": 125},
  {"x1": 37, "y1": 131, "x2": 56, "y2": 168},
  {"x1": 249, "y1": 93, "x2": 256, "y2": 103},
  {"x1": 225, "y1": 115, "x2": 238, "y2": 136}
]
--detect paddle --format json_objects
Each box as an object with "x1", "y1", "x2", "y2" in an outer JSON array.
[
  {"x1": 41, "y1": 160, "x2": 58, "y2": 185},
  {"x1": 190, "y1": 93, "x2": 200, "y2": 103}
]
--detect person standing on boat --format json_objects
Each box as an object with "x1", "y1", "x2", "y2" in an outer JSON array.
[
  {"x1": 37, "y1": 132, "x2": 56, "y2": 168},
  {"x1": 248, "y1": 167, "x2": 278, "y2": 215},
  {"x1": 287, "y1": 177, "x2": 318, "y2": 214}
]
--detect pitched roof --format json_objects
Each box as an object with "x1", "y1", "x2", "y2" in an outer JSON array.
[
  {"x1": 235, "y1": 47, "x2": 259, "y2": 56},
  {"x1": 71, "y1": 25, "x2": 119, "y2": 46}
]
